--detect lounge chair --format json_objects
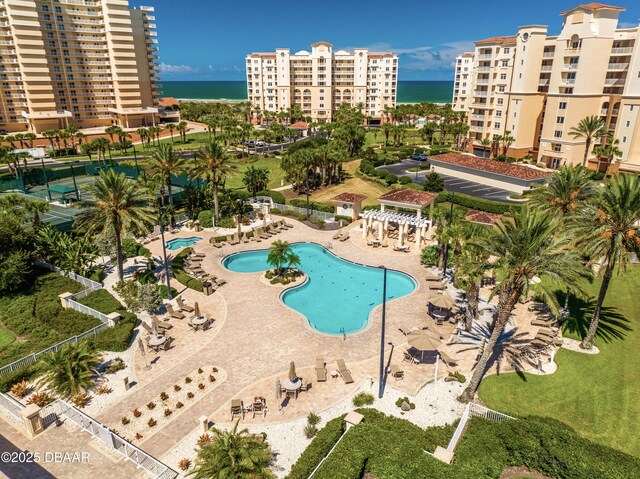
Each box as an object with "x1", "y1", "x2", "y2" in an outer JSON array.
[
  {"x1": 241, "y1": 233, "x2": 250, "y2": 244},
  {"x1": 162, "y1": 337, "x2": 174, "y2": 351},
  {"x1": 158, "y1": 321, "x2": 173, "y2": 332},
  {"x1": 141, "y1": 321, "x2": 153, "y2": 334},
  {"x1": 191, "y1": 252, "x2": 206, "y2": 258},
  {"x1": 428, "y1": 281, "x2": 446, "y2": 290},
  {"x1": 167, "y1": 304, "x2": 185, "y2": 320},
  {"x1": 251, "y1": 229, "x2": 262, "y2": 242},
  {"x1": 531, "y1": 318, "x2": 557, "y2": 328},
  {"x1": 231, "y1": 399, "x2": 244, "y2": 420},
  {"x1": 213, "y1": 277, "x2": 227, "y2": 287},
  {"x1": 402, "y1": 351, "x2": 418, "y2": 364},
  {"x1": 339, "y1": 233, "x2": 350, "y2": 242},
  {"x1": 226, "y1": 234, "x2": 234, "y2": 244},
  {"x1": 257, "y1": 228, "x2": 270, "y2": 239},
  {"x1": 282, "y1": 219, "x2": 294, "y2": 229},
  {"x1": 252, "y1": 400, "x2": 267, "y2": 418},
  {"x1": 231, "y1": 232, "x2": 240, "y2": 245},
  {"x1": 438, "y1": 350, "x2": 459, "y2": 368},
  {"x1": 336, "y1": 358, "x2": 354, "y2": 384},
  {"x1": 300, "y1": 380, "x2": 312, "y2": 392},
  {"x1": 315, "y1": 356, "x2": 327, "y2": 382},
  {"x1": 389, "y1": 365, "x2": 404, "y2": 381},
  {"x1": 333, "y1": 232, "x2": 343, "y2": 240},
  {"x1": 210, "y1": 237, "x2": 223, "y2": 248},
  {"x1": 176, "y1": 297, "x2": 195, "y2": 313}
]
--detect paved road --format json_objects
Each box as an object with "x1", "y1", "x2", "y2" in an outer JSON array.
[{"x1": 379, "y1": 159, "x2": 516, "y2": 202}]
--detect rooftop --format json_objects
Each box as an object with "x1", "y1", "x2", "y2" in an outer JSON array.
[
  {"x1": 429, "y1": 153, "x2": 552, "y2": 181},
  {"x1": 560, "y1": 3, "x2": 625, "y2": 15},
  {"x1": 290, "y1": 121, "x2": 309, "y2": 129},
  {"x1": 476, "y1": 35, "x2": 518, "y2": 45},
  {"x1": 332, "y1": 193, "x2": 367, "y2": 203},
  {"x1": 158, "y1": 97, "x2": 179, "y2": 108},
  {"x1": 378, "y1": 189, "x2": 438, "y2": 208},
  {"x1": 465, "y1": 209, "x2": 502, "y2": 226}
]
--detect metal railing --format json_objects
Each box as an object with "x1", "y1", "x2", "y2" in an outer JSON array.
[
  {"x1": 56, "y1": 400, "x2": 178, "y2": 479},
  {"x1": 272, "y1": 202, "x2": 335, "y2": 221},
  {"x1": 446, "y1": 402, "x2": 514, "y2": 452},
  {"x1": 0, "y1": 392, "x2": 24, "y2": 426}
]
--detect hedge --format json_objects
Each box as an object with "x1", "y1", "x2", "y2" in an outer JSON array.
[
  {"x1": 294, "y1": 409, "x2": 640, "y2": 479},
  {"x1": 171, "y1": 247, "x2": 203, "y2": 292},
  {"x1": 288, "y1": 198, "x2": 334, "y2": 213},
  {"x1": 198, "y1": 210, "x2": 213, "y2": 228},
  {"x1": 287, "y1": 416, "x2": 346, "y2": 479},
  {"x1": 122, "y1": 238, "x2": 151, "y2": 259},
  {"x1": 270, "y1": 208, "x2": 308, "y2": 221},
  {"x1": 78, "y1": 289, "x2": 137, "y2": 352},
  {"x1": 256, "y1": 189, "x2": 286, "y2": 205},
  {"x1": 435, "y1": 191, "x2": 521, "y2": 215}
]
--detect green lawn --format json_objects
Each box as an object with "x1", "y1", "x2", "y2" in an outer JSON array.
[
  {"x1": 479, "y1": 266, "x2": 640, "y2": 457},
  {"x1": 364, "y1": 128, "x2": 427, "y2": 148},
  {"x1": 0, "y1": 325, "x2": 14, "y2": 349},
  {"x1": 225, "y1": 156, "x2": 286, "y2": 190}
]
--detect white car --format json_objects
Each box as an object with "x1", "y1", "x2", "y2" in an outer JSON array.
[{"x1": 255, "y1": 140, "x2": 266, "y2": 146}]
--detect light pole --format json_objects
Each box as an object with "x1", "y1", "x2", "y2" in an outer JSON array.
[
  {"x1": 378, "y1": 265, "x2": 388, "y2": 398},
  {"x1": 158, "y1": 203, "x2": 173, "y2": 300},
  {"x1": 305, "y1": 164, "x2": 310, "y2": 219},
  {"x1": 442, "y1": 191, "x2": 455, "y2": 278}
]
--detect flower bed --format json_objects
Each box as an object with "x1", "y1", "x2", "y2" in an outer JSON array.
[{"x1": 114, "y1": 366, "x2": 225, "y2": 443}]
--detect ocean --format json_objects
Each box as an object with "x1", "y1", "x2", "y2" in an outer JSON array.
[{"x1": 160, "y1": 80, "x2": 454, "y2": 104}]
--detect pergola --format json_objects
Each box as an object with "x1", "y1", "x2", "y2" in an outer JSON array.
[{"x1": 359, "y1": 189, "x2": 437, "y2": 247}]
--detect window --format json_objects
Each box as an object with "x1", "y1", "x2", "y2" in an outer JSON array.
[
  {"x1": 54, "y1": 6, "x2": 61, "y2": 12},
  {"x1": 554, "y1": 130, "x2": 562, "y2": 138},
  {"x1": 502, "y1": 60, "x2": 508, "y2": 67},
  {"x1": 623, "y1": 136, "x2": 627, "y2": 143},
  {"x1": 626, "y1": 121, "x2": 630, "y2": 127},
  {"x1": 495, "y1": 110, "x2": 502, "y2": 117},
  {"x1": 557, "y1": 116, "x2": 565, "y2": 124},
  {"x1": 319, "y1": 96, "x2": 324, "y2": 100},
  {"x1": 553, "y1": 144, "x2": 562, "y2": 152},
  {"x1": 500, "y1": 73, "x2": 507, "y2": 80},
  {"x1": 56, "y1": 15, "x2": 63, "y2": 22},
  {"x1": 559, "y1": 102, "x2": 567, "y2": 109},
  {"x1": 504, "y1": 48, "x2": 510, "y2": 54},
  {"x1": 494, "y1": 122, "x2": 501, "y2": 129},
  {"x1": 42, "y1": 5, "x2": 49, "y2": 11},
  {"x1": 497, "y1": 98, "x2": 504, "y2": 105},
  {"x1": 498, "y1": 85, "x2": 505, "y2": 92},
  {"x1": 43, "y1": 14, "x2": 51, "y2": 20}
]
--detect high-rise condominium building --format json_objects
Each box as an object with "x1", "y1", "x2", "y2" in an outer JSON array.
[
  {"x1": 452, "y1": 3, "x2": 640, "y2": 173},
  {"x1": 246, "y1": 42, "x2": 398, "y2": 124},
  {"x1": 0, "y1": 0, "x2": 160, "y2": 134}
]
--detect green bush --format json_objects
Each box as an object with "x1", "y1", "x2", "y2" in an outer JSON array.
[
  {"x1": 420, "y1": 245, "x2": 440, "y2": 266},
  {"x1": 270, "y1": 208, "x2": 281, "y2": 215},
  {"x1": 352, "y1": 392, "x2": 374, "y2": 407},
  {"x1": 398, "y1": 176, "x2": 412, "y2": 185},
  {"x1": 334, "y1": 215, "x2": 353, "y2": 224},
  {"x1": 288, "y1": 198, "x2": 334, "y2": 213},
  {"x1": 77, "y1": 289, "x2": 123, "y2": 314},
  {"x1": 136, "y1": 269, "x2": 156, "y2": 285},
  {"x1": 88, "y1": 268, "x2": 105, "y2": 283},
  {"x1": 156, "y1": 284, "x2": 178, "y2": 299},
  {"x1": 121, "y1": 238, "x2": 151, "y2": 259},
  {"x1": 375, "y1": 168, "x2": 389, "y2": 179},
  {"x1": 287, "y1": 416, "x2": 345, "y2": 479},
  {"x1": 256, "y1": 189, "x2": 286, "y2": 205},
  {"x1": 198, "y1": 210, "x2": 213, "y2": 228},
  {"x1": 217, "y1": 217, "x2": 235, "y2": 229},
  {"x1": 436, "y1": 191, "x2": 521, "y2": 215},
  {"x1": 385, "y1": 173, "x2": 398, "y2": 185},
  {"x1": 308, "y1": 215, "x2": 325, "y2": 229},
  {"x1": 171, "y1": 247, "x2": 203, "y2": 292},
  {"x1": 0, "y1": 365, "x2": 39, "y2": 392}
]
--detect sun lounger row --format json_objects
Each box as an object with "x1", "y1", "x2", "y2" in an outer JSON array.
[{"x1": 315, "y1": 357, "x2": 353, "y2": 383}]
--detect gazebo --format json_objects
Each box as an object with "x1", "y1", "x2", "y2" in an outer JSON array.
[
  {"x1": 465, "y1": 209, "x2": 502, "y2": 226},
  {"x1": 290, "y1": 121, "x2": 310, "y2": 138},
  {"x1": 331, "y1": 193, "x2": 367, "y2": 221},
  {"x1": 359, "y1": 189, "x2": 437, "y2": 248}
]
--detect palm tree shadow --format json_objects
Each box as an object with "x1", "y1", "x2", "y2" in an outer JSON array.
[{"x1": 556, "y1": 293, "x2": 631, "y2": 343}]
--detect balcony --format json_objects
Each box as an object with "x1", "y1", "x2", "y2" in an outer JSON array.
[
  {"x1": 477, "y1": 54, "x2": 492, "y2": 60},
  {"x1": 604, "y1": 78, "x2": 624, "y2": 86},
  {"x1": 470, "y1": 125, "x2": 484, "y2": 133},
  {"x1": 561, "y1": 78, "x2": 576, "y2": 85},
  {"x1": 474, "y1": 91, "x2": 489, "y2": 97},
  {"x1": 476, "y1": 79, "x2": 489, "y2": 84},
  {"x1": 543, "y1": 51, "x2": 555, "y2": 58},
  {"x1": 539, "y1": 79, "x2": 549, "y2": 85},
  {"x1": 471, "y1": 114, "x2": 485, "y2": 120},
  {"x1": 476, "y1": 66, "x2": 491, "y2": 72},
  {"x1": 608, "y1": 63, "x2": 628, "y2": 70},
  {"x1": 611, "y1": 47, "x2": 633, "y2": 54},
  {"x1": 540, "y1": 65, "x2": 553, "y2": 71},
  {"x1": 563, "y1": 63, "x2": 578, "y2": 70}
]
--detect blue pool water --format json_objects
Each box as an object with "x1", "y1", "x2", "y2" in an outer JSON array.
[
  {"x1": 223, "y1": 243, "x2": 416, "y2": 335},
  {"x1": 166, "y1": 236, "x2": 202, "y2": 250}
]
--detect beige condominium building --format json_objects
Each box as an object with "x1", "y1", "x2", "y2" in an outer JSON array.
[
  {"x1": 0, "y1": 0, "x2": 160, "y2": 134},
  {"x1": 246, "y1": 41, "x2": 398, "y2": 124},
  {"x1": 452, "y1": 3, "x2": 640, "y2": 173}
]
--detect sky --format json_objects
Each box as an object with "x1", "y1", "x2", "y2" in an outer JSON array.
[{"x1": 148, "y1": 0, "x2": 640, "y2": 82}]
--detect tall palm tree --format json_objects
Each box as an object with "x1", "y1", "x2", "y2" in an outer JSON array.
[
  {"x1": 92, "y1": 137, "x2": 109, "y2": 161},
  {"x1": 572, "y1": 173, "x2": 640, "y2": 349},
  {"x1": 479, "y1": 138, "x2": 491, "y2": 158},
  {"x1": 593, "y1": 138, "x2": 622, "y2": 175},
  {"x1": 24, "y1": 132, "x2": 37, "y2": 149},
  {"x1": 569, "y1": 116, "x2": 606, "y2": 168},
  {"x1": 165, "y1": 123, "x2": 177, "y2": 143},
  {"x1": 177, "y1": 121, "x2": 188, "y2": 143},
  {"x1": 188, "y1": 420, "x2": 273, "y2": 479},
  {"x1": 37, "y1": 341, "x2": 102, "y2": 398},
  {"x1": 458, "y1": 207, "x2": 586, "y2": 402},
  {"x1": 147, "y1": 143, "x2": 189, "y2": 208},
  {"x1": 526, "y1": 165, "x2": 595, "y2": 216},
  {"x1": 74, "y1": 169, "x2": 154, "y2": 280},
  {"x1": 192, "y1": 139, "x2": 238, "y2": 223},
  {"x1": 456, "y1": 245, "x2": 490, "y2": 331},
  {"x1": 501, "y1": 130, "x2": 515, "y2": 157},
  {"x1": 22, "y1": 197, "x2": 50, "y2": 231}
]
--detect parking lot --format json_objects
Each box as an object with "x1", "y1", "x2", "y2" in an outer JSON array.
[{"x1": 379, "y1": 159, "x2": 517, "y2": 202}]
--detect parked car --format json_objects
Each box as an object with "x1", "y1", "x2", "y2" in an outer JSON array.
[
  {"x1": 410, "y1": 153, "x2": 428, "y2": 161},
  {"x1": 255, "y1": 140, "x2": 265, "y2": 146},
  {"x1": 0, "y1": 129, "x2": 7, "y2": 135},
  {"x1": 244, "y1": 140, "x2": 256, "y2": 148}
]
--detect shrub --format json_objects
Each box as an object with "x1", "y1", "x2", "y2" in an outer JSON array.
[
  {"x1": 385, "y1": 173, "x2": 398, "y2": 185},
  {"x1": 352, "y1": 392, "x2": 375, "y2": 407},
  {"x1": 160, "y1": 392, "x2": 169, "y2": 401},
  {"x1": 308, "y1": 215, "x2": 326, "y2": 229},
  {"x1": 197, "y1": 210, "x2": 213, "y2": 228},
  {"x1": 217, "y1": 216, "x2": 235, "y2": 228},
  {"x1": 88, "y1": 268, "x2": 105, "y2": 283},
  {"x1": 0, "y1": 365, "x2": 38, "y2": 393},
  {"x1": 334, "y1": 215, "x2": 353, "y2": 224},
  {"x1": 423, "y1": 171, "x2": 445, "y2": 192},
  {"x1": 178, "y1": 458, "x2": 191, "y2": 471},
  {"x1": 395, "y1": 397, "x2": 416, "y2": 410},
  {"x1": 10, "y1": 380, "x2": 29, "y2": 399},
  {"x1": 420, "y1": 245, "x2": 440, "y2": 266},
  {"x1": 288, "y1": 416, "x2": 345, "y2": 479},
  {"x1": 289, "y1": 198, "x2": 334, "y2": 213},
  {"x1": 164, "y1": 408, "x2": 172, "y2": 417},
  {"x1": 256, "y1": 189, "x2": 286, "y2": 205},
  {"x1": 147, "y1": 418, "x2": 157, "y2": 428},
  {"x1": 197, "y1": 434, "x2": 212, "y2": 447},
  {"x1": 156, "y1": 284, "x2": 178, "y2": 299},
  {"x1": 136, "y1": 269, "x2": 156, "y2": 285},
  {"x1": 26, "y1": 392, "x2": 53, "y2": 407},
  {"x1": 147, "y1": 401, "x2": 156, "y2": 410},
  {"x1": 176, "y1": 401, "x2": 184, "y2": 409},
  {"x1": 95, "y1": 385, "x2": 112, "y2": 395},
  {"x1": 398, "y1": 176, "x2": 412, "y2": 185},
  {"x1": 304, "y1": 423, "x2": 319, "y2": 439},
  {"x1": 173, "y1": 384, "x2": 181, "y2": 392},
  {"x1": 307, "y1": 412, "x2": 321, "y2": 426},
  {"x1": 375, "y1": 168, "x2": 389, "y2": 179},
  {"x1": 121, "y1": 238, "x2": 151, "y2": 259},
  {"x1": 448, "y1": 371, "x2": 466, "y2": 383},
  {"x1": 71, "y1": 392, "x2": 90, "y2": 408},
  {"x1": 435, "y1": 191, "x2": 521, "y2": 215},
  {"x1": 122, "y1": 416, "x2": 130, "y2": 425},
  {"x1": 133, "y1": 408, "x2": 142, "y2": 418},
  {"x1": 105, "y1": 357, "x2": 125, "y2": 374}
]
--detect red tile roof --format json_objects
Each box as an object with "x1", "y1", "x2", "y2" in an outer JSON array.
[
  {"x1": 331, "y1": 193, "x2": 367, "y2": 203},
  {"x1": 429, "y1": 153, "x2": 552, "y2": 181},
  {"x1": 561, "y1": 3, "x2": 625, "y2": 15},
  {"x1": 476, "y1": 35, "x2": 517, "y2": 45},
  {"x1": 158, "y1": 97, "x2": 179, "y2": 108},
  {"x1": 465, "y1": 209, "x2": 502, "y2": 226},
  {"x1": 378, "y1": 189, "x2": 438, "y2": 207},
  {"x1": 290, "y1": 121, "x2": 309, "y2": 129}
]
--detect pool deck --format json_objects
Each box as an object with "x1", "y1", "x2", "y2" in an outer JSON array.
[{"x1": 95, "y1": 217, "x2": 456, "y2": 459}]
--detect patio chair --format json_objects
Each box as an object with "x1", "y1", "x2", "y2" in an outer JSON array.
[
  {"x1": 176, "y1": 297, "x2": 195, "y2": 313},
  {"x1": 231, "y1": 400, "x2": 244, "y2": 420},
  {"x1": 213, "y1": 277, "x2": 227, "y2": 287},
  {"x1": 141, "y1": 321, "x2": 153, "y2": 334},
  {"x1": 339, "y1": 233, "x2": 350, "y2": 242},
  {"x1": 158, "y1": 321, "x2": 173, "y2": 332},
  {"x1": 251, "y1": 229, "x2": 263, "y2": 242},
  {"x1": 191, "y1": 252, "x2": 206, "y2": 258},
  {"x1": 336, "y1": 358, "x2": 354, "y2": 384},
  {"x1": 402, "y1": 351, "x2": 418, "y2": 364},
  {"x1": 285, "y1": 389, "x2": 298, "y2": 400},
  {"x1": 252, "y1": 400, "x2": 267, "y2": 418},
  {"x1": 210, "y1": 238, "x2": 223, "y2": 248},
  {"x1": 333, "y1": 232, "x2": 343, "y2": 240},
  {"x1": 241, "y1": 233, "x2": 250, "y2": 244},
  {"x1": 531, "y1": 318, "x2": 557, "y2": 329},
  {"x1": 282, "y1": 219, "x2": 294, "y2": 229},
  {"x1": 315, "y1": 358, "x2": 327, "y2": 382},
  {"x1": 391, "y1": 366, "x2": 404, "y2": 381},
  {"x1": 167, "y1": 304, "x2": 185, "y2": 320},
  {"x1": 162, "y1": 337, "x2": 174, "y2": 351},
  {"x1": 188, "y1": 322, "x2": 198, "y2": 332},
  {"x1": 300, "y1": 380, "x2": 312, "y2": 392},
  {"x1": 226, "y1": 234, "x2": 234, "y2": 244},
  {"x1": 259, "y1": 228, "x2": 272, "y2": 239},
  {"x1": 438, "y1": 350, "x2": 459, "y2": 368},
  {"x1": 231, "y1": 232, "x2": 240, "y2": 245}
]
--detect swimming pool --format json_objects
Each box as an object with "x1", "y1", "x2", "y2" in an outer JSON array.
[
  {"x1": 223, "y1": 243, "x2": 416, "y2": 335},
  {"x1": 166, "y1": 236, "x2": 202, "y2": 250}
]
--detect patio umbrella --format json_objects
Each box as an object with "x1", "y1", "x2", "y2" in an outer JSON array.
[
  {"x1": 194, "y1": 302, "x2": 201, "y2": 318},
  {"x1": 428, "y1": 294, "x2": 457, "y2": 310},
  {"x1": 288, "y1": 361, "x2": 297, "y2": 382},
  {"x1": 275, "y1": 379, "x2": 282, "y2": 401},
  {"x1": 407, "y1": 331, "x2": 442, "y2": 362}
]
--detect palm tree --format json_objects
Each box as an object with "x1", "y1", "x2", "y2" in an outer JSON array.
[
  {"x1": 188, "y1": 421, "x2": 273, "y2": 479},
  {"x1": 42, "y1": 130, "x2": 56, "y2": 150},
  {"x1": 479, "y1": 138, "x2": 491, "y2": 158},
  {"x1": 242, "y1": 165, "x2": 269, "y2": 199},
  {"x1": 37, "y1": 341, "x2": 102, "y2": 398},
  {"x1": 501, "y1": 130, "x2": 515, "y2": 157},
  {"x1": 177, "y1": 121, "x2": 188, "y2": 143},
  {"x1": 192, "y1": 139, "x2": 238, "y2": 223},
  {"x1": 526, "y1": 165, "x2": 595, "y2": 216},
  {"x1": 24, "y1": 132, "x2": 37, "y2": 149},
  {"x1": 572, "y1": 173, "x2": 640, "y2": 349},
  {"x1": 593, "y1": 138, "x2": 622, "y2": 175},
  {"x1": 569, "y1": 116, "x2": 606, "y2": 168},
  {"x1": 81, "y1": 142, "x2": 96, "y2": 163},
  {"x1": 456, "y1": 245, "x2": 490, "y2": 331},
  {"x1": 147, "y1": 143, "x2": 190, "y2": 208},
  {"x1": 458, "y1": 207, "x2": 586, "y2": 402},
  {"x1": 22, "y1": 198, "x2": 50, "y2": 231},
  {"x1": 92, "y1": 137, "x2": 110, "y2": 162},
  {"x1": 14, "y1": 133, "x2": 25, "y2": 149},
  {"x1": 267, "y1": 240, "x2": 295, "y2": 277},
  {"x1": 165, "y1": 123, "x2": 176, "y2": 143},
  {"x1": 135, "y1": 128, "x2": 149, "y2": 149},
  {"x1": 104, "y1": 125, "x2": 119, "y2": 144},
  {"x1": 75, "y1": 169, "x2": 154, "y2": 280}
]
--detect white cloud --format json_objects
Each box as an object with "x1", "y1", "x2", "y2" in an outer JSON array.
[
  {"x1": 158, "y1": 62, "x2": 198, "y2": 74},
  {"x1": 338, "y1": 41, "x2": 474, "y2": 72},
  {"x1": 618, "y1": 21, "x2": 638, "y2": 29}
]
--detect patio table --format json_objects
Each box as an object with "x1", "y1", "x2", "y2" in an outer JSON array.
[
  {"x1": 191, "y1": 316, "x2": 207, "y2": 326},
  {"x1": 282, "y1": 379, "x2": 302, "y2": 390}
]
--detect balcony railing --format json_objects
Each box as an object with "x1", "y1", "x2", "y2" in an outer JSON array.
[
  {"x1": 539, "y1": 79, "x2": 549, "y2": 85},
  {"x1": 471, "y1": 114, "x2": 485, "y2": 120},
  {"x1": 540, "y1": 65, "x2": 552, "y2": 71},
  {"x1": 543, "y1": 51, "x2": 555, "y2": 58},
  {"x1": 608, "y1": 63, "x2": 628, "y2": 70},
  {"x1": 604, "y1": 78, "x2": 624, "y2": 86},
  {"x1": 611, "y1": 47, "x2": 633, "y2": 54},
  {"x1": 476, "y1": 79, "x2": 489, "y2": 84},
  {"x1": 564, "y1": 64, "x2": 578, "y2": 70},
  {"x1": 474, "y1": 91, "x2": 489, "y2": 97},
  {"x1": 477, "y1": 54, "x2": 492, "y2": 60},
  {"x1": 561, "y1": 78, "x2": 576, "y2": 85},
  {"x1": 476, "y1": 66, "x2": 491, "y2": 72}
]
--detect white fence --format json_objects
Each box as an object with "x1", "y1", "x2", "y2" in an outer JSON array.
[
  {"x1": 272, "y1": 202, "x2": 335, "y2": 221},
  {"x1": 55, "y1": 400, "x2": 178, "y2": 479},
  {"x1": 0, "y1": 391, "x2": 23, "y2": 426},
  {"x1": 447, "y1": 402, "x2": 514, "y2": 452},
  {"x1": 0, "y1": 261, "x2": 111, "y2": 377}
]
